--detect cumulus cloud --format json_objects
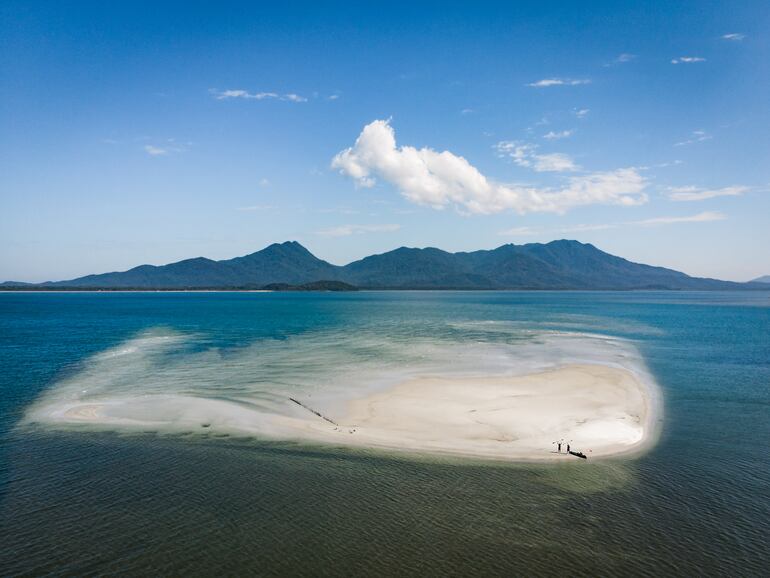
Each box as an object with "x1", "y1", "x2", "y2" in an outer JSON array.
[
  {"x1": 331, "y1": 119, "x2": 648, "y2": 215},
  {"x1": 315, "y1": 223, "x2": 401, "y2": 237},
  {"x1": 671, "y1": 56, "x2": 706, "y2": 64},
  {"x1": 665, "y1": 185, "x2": 748, "y2": 202},
  {"x1": 527, "y1": 78, "x2": 591, "y2": 87},
  {"x1": 211, "y1": 89, "x2": 307, "y2": 102},
  {"x1": 495, "y1": 141, "x2": 579, "y2": 172},
  {"x1": 574, "y1": 108, "x2": 590, "y2": 118},
  {"x1": 721, "y1": 33, "x2": 745, "y2": 41}
]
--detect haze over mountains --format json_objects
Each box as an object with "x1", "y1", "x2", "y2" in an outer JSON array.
[{"x1": 2, "y1": 240, "x2": 763, "y2": 290}]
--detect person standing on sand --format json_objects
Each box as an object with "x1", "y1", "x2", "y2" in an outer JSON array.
[
  {"x1": 557, "y1": 442, "x2": 562, "y2": 452},
  {"x1": 567, "y1": 444, "x2": 570, "y2": 453}
]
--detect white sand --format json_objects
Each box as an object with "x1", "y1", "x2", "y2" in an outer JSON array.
[
  {"x1": 278, "y1": 364, "x2": 658, "y2": 461},
  {"x1": 35, "y1": 362, "x2": 659, "y2": 462}
]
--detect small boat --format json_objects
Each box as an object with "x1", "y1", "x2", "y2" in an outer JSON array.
[{"x1": 569, "y1": 450, "x2": 587, "y2": 459}]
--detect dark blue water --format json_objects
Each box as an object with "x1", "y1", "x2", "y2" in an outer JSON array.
[{"x1": 1, "y1": 291, "x2": 768, "y2": 576}]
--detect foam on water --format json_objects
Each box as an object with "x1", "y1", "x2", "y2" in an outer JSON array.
[{"x1": 23, "y1": 322, "x2": 662, "y2": 450}]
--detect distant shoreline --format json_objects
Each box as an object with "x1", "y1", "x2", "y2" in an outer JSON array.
[
  {"x1": 0, "y1": 288, "x2": 277, "y2": 293},
  {"x1": 1, "y1": 287, "x2": 769, "y2": 293}
]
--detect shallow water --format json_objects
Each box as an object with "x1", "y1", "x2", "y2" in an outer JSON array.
[{"x1": 1, "y1": 291, "x2": 769, "y2": 575}]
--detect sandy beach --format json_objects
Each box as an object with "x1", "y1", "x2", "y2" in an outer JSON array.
[{"x1": 283, "y1": 364, "x2": 658, "y2": 461}]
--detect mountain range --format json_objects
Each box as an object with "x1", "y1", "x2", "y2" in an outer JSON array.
[{"x1": 2, "y1": 240, "x2": 765, "y2": 290}]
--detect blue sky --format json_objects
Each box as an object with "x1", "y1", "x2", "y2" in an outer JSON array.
[{"x1": 1, "y1": 1, "x2": 768, "y2": 282}]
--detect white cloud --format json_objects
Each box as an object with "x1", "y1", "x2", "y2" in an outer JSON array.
[
  {"x1": 461, "y1": 108, "x2": 475, "y2": 115},
  {"x1": 494, "y1": 141, "x2": 536, "y2": 167},
  {"x1": 671, "y1": 56, "x2": 706, "y2": 64},
  {"x1": 259, "y1": 178, "x2": 270, "y2": 187},
  {"x1": 674, "y1": 130, "x2": 712, "y2": 146},
  {"x1": 499, "y1": 211, "x2": 726, "y2": 236},
  {"x1": 214, "y1": 90, "x2": 277, "y2": 100},
  {"x1": 499, "y1": 226, "x2": 541, "y2": 236},
  {"x1": 721, "y1": 33, "x2": 745, "y2": 41},
  {"x1": 532, "y1": 153, "x2": 579, "y2": 172},
  {"x1": 315, "y1": 223, "x2": 401, "y2": 237},
  {"x1": 527, "y1": 78, "x2": 591, "y2": 87},
  {"x1": 634, "y1": 211, "x2": 725, "y2": 226},
  {"x1": 665, "y1": 185, "x2": 748, "y2": 202},
  {"x1": 332, "y1": 119, "x2": 648, "y2": 215},
  {"x1": 317, "y1": 206, "x2": 360, "y2": 215},
  {"x1": 543, "y1": 130, "x2": 574, "y2": 140},
  {"x1": 574, "y1": 108, "x2": 590, "y2": 118},
  {"x1": 495, "y1": 141, "x2": 579, "y2": 172},
  {"x1": 211, "y1": 89, "x2": 307, "y2": 102},
  {"x1": 143, "y1": 139, "x2": 188, "y2": 156},
  {"x1": 655, "y1": 160, "x2": 684, "y2": 168},
  {"x1": 605, "y1": 53, "x2": 637, "y2": 66}
]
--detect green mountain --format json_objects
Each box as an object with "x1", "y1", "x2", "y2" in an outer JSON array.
[
  {"x1": 40, "y1": 241, "x2": 339, "y2": 288},
  {"x1": 341, "y1": 240, "x2": 747, "y2": 289},
  {"x1": 3, "y1": 240, "x2": 763, "y2": 290}
]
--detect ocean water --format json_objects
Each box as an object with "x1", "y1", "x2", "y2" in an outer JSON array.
[{"x1": 0, "y1": 291, "x2": 768, "y2": 576}]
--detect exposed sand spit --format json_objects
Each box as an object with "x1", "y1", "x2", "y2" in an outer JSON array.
[{"x1": 278, "y1": 363, "x2": 657, "y2": 461}]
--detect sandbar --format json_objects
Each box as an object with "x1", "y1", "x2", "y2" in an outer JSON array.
[
  {"x1": 280, "y1": 364, "x2": 658, "y2": 461},
  {"x1": 31, "y1": 363, "x2": 659, "y2": 462}
]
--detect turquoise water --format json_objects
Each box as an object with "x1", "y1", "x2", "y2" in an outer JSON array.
[{"x1": 0, "y1": 291, "x2": 768, "y2": 576}]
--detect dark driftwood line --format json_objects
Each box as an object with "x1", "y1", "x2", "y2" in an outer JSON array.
[{"x1": 289, "y1": 397, "x2": 339, "y2": 426}]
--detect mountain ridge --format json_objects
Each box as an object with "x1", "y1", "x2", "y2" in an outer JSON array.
[{"x1": 2, "y1": 240, "x2": 764, "y2": 290}]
